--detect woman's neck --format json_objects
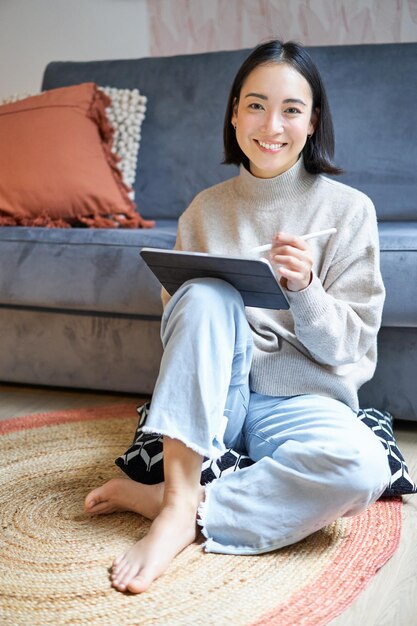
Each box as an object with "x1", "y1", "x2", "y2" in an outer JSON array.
[{"x1": 236, "y1": 157, "x2": 316, "y2": 207}]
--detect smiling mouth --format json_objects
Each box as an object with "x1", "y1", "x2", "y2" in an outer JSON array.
[{"x1": 256, "y1": 140, "x2": 286, "y2": 152}]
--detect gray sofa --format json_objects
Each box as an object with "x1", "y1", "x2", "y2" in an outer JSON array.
[{"x1": 0, "y1": 42, "x2": 416, "y2": 420}]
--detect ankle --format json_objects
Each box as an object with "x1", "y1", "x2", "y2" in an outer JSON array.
[{"x1": 162, "y1": 487, "x2": 201, "y2": 513}]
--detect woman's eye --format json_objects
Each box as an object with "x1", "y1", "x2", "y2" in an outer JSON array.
[
  {"x1": 248, "y1": 103, "x2": 264, "y2": 110},
  {"x1": 285, "y1": 107, "x2": 301, "y2": 114}
]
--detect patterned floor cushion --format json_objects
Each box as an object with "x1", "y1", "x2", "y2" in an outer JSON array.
[
  {"x1": 358, "y1": 408, "x2": 417, "y2": 497},
  {"x1": 115, "y1": 402, "x2": 417, "y2": 497}
]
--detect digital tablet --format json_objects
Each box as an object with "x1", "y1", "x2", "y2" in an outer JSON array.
[{"x1": 140, "y1": 248, "x2": 289, "y2": 310}]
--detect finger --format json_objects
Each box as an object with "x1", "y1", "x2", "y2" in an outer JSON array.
[
  {"x1": 270, "y1": 246, "x2": 302, "y2": 262},
  {"x1": 273, "y1": 232, "x2": 308, "y2": 250},
  {"x1": 271, "y1": 241, "x2": 309, "y2": 259},
  {"x1": 276, "y1": 263, "x2": 310, "y2": 285},
  {"x1": 273, "y1": 255, "x2": 307, "y2": 272},
  {"x1": 278, "y1": 265, "x2": 302, "y2": 278},
  {"x1": 278, "y1": 266, "x2": 312, "y2": 291},
  {"x1": 271, "y1": 248, "x2": 313, "y2": 274}
]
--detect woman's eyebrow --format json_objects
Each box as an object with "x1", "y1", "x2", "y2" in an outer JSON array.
[
  {"x1": 283, "y1": 98, "x2": 307, "y2": 106},
  {"x1": 244, "y1": 92, "x2": 268, "y2": 100},
  {"x1": 244, "y1": 93, "x2": 307, "y2": 107}
]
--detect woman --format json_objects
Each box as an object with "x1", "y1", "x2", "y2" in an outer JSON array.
[{"x1": 85, "y1": 40, "x2": 391, "y2": 594}]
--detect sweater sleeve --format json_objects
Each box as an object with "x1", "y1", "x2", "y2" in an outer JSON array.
[
  {"x1": 160, "y1": 220, "x2": 186, "y2": 309},
  {"x1": 284, "y1": 206, "x2": 385, "y2": 367}
]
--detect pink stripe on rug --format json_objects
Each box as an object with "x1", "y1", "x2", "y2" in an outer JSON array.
[
  {"x1": 0, "y1": 403, "x2": 138, "y2": 435},
  {"x1": 251, "y1": 498, "x2": 402, "y2": 626}
]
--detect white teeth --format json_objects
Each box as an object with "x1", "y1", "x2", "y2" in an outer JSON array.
[{"x1": 258, "y1": 141, "x2": 283, "y2": 150}]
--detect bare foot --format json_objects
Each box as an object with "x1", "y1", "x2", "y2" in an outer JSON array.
[
  {"x1": 111, "y1": 500, "x2": 198, "y2": 593},
  {"x1": 84, "y1": 478, "x2": 164, "y2": 520}
]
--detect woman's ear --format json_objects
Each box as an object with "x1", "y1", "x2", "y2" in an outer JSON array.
[
  {"x1": 308, "y1": 107, "x2": 320, "y2": 136},
  {"x1": 231, "y1": 98, "x2": 238, "y2": 128}
]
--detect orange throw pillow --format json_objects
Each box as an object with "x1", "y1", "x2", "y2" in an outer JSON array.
[{"x1": 0, "y1": 83, "x2": 154, "y2": 228}]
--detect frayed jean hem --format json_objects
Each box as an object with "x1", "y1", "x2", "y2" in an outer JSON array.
[{"x1": 140, "y1": 425, "x2": 227, "y2": 461}]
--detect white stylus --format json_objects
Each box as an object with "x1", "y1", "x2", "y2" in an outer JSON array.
[{"x1": 250, "y1": 228, "x2": 337, "y2": 254}]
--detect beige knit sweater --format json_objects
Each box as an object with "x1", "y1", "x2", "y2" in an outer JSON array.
[{"x1": 162, "y1": 158, "x2": 385, "y2": 411}]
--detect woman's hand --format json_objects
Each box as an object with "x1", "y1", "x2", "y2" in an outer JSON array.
[{"x1": 270, "y1": 232, "x2": 313, "y2": 292}]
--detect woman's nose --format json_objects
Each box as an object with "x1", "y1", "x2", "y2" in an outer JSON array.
[{"x1": 260, "y1": 112, "x2": 284, "y2": 134}]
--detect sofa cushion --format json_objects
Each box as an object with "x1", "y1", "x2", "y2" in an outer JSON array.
[
  {"x1": 379, "y1": 222, "x2": 417, "y2": 327},
  {"x1": 0, "y1": 222, "x2": 177, "y2": 317},
  {"x1": 0, "y1": 220, "x2": 415, "y2": 325},
  {"x1": 0, "y1": 83, "x2": 153, "y2": 229}
]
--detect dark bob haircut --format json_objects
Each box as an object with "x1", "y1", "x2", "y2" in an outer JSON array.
[{"x1": 223, "y1": 40, "x2": 342, "y2": 175}]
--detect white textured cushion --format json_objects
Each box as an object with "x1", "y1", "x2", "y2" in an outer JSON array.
[{"x1": 100, "y1": 86, "x2": 146, "y2": 199}]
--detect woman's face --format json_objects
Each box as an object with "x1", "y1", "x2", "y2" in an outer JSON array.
[{"x1": 231, "y1": 62, "x2": 317, "y2": 179}]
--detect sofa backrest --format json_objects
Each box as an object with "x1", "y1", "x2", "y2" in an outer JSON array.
[{"x1": 42, "y1": 42, "x2": 417, "y2": 222}]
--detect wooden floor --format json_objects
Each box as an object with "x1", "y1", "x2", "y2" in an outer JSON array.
[{"x1": 1, "y1": 382, "x2": 416, "y2": 626}]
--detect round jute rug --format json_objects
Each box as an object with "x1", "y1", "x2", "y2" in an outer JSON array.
[{"x1": 0, "y1": 404, "x2": 402, "y2": 626}]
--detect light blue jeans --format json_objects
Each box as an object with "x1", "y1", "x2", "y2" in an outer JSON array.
[{"x1": 142, "y1": 278, "x2": 391, "y2": 555}]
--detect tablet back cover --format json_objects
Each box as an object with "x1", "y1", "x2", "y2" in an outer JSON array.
[{"x1": 140, "y1": 249, "x2": 289, "y2": 310}]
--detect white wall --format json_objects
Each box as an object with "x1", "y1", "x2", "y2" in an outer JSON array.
[{"x1": 0, "y1": 0, "x2": 150, "y2": 98}]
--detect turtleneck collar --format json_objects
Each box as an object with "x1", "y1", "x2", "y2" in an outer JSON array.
[{"x1": 235, "y1": 157, "x2": 316, "y2": 206}]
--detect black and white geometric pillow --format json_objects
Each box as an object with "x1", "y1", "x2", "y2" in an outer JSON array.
[
  {"x1": 115, "y1": 402, "x2": 416, "y2": 498},
  {"x1": 358, "y1": 407, "x2": 417, "y2": 497},
  {"x1": 115, "y1": 402, "x2": 254, "y2": 486},
  {"x1": 115, "y1": 403, "x2": 164, "y2": 484},
  {"x1": 200, "y1": 449, "x2": 254, "y2": 485}
]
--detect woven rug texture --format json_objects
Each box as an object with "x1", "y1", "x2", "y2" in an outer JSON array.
[{"x1": 0, "y1": 404, "x2": 402, "y2": 626}]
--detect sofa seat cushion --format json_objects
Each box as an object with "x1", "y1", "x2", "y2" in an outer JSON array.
[
  {"x1": 0, "y1": 221, "x2": 177, "y2": 317},
  {"x1": 379, "y1": 222, "x2": 417, "y2": 327},
  {"x1": 1, "y1": 220, "x2": 414, "y2": 325}
]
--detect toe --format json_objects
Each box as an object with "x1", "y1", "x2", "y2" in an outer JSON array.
[
  {"x1": 84, "y1": 495, "x2": 97, "y2": 512},
  {"x1": 84, "y1": 489, "x2": 104, "y2": 512},
  {"x1": 113, "y1": 552, "x2": 124, "y2": 566},
  {"x1": 86, "y1": 501, "x2": 114, "y2": 515},
  {"x1": 111, "y1": 554, "x2": 138, "y2": 584},
  {"x1": 85, "y1": 479, "x2": 120, "y2": 512},
  {"x1": 112, "y1": 555, "x2": 129, "y2": 577},
  {"x1": 112, "y1": 563, "x2": 137, "y2": 591},
  {"x1": 127, "y1": 570, "x2": 154, "y2": 594},
  {"x1": 112, "y1": 576, "x2": 128, "y2": 591}
]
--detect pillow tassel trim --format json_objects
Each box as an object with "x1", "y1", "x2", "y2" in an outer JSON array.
[
  {"x1": 0, "y1": 212, "x2": 71, "y2": 228},
  {"x1": 83, "y1": 86, "x2": 155, "y2": 230}
]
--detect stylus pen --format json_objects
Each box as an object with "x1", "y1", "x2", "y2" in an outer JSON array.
[{"x1": 250, "y1": 228, "x2": 337, "y2": 254}]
